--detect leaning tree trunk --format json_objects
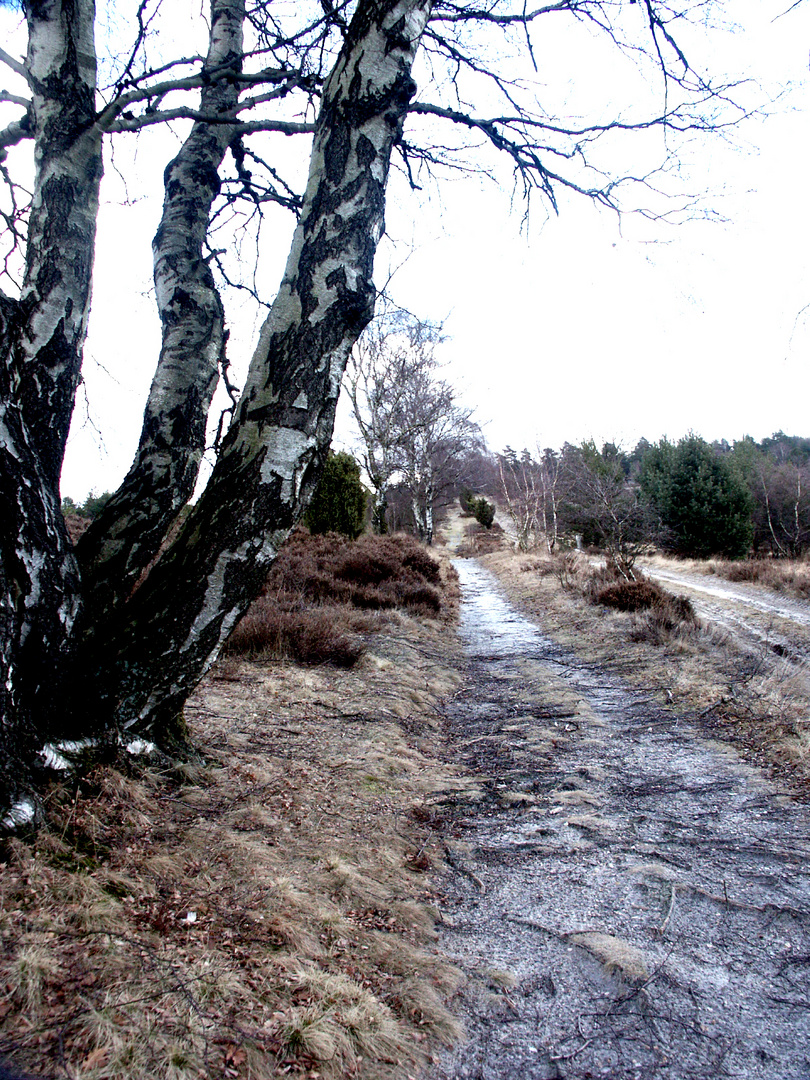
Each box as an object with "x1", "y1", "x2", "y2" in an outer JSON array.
[
  {"x1": 70, "y1": 0, "x2": 434, "y2": 741},
  {"x1": 77, "y1": 0, "x2": 245, "y2": 626},
  {"x1": 371, "y1": 485, "x2": 389, "y2": 534},
  {"x1": 0, "y1": 0, "x2": 102, "y2": 804}
]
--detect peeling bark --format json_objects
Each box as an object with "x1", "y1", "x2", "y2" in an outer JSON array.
[
  {"x1": 73, "y1": 0, "x2": 433, "y2": 738},
  {"x1": 18, "y1": 0, "x2": 101, "y2": 483},
  {"x1": 77, "y1": 0, "x2": 245, "y2": 621},
  {"x1": 0, "y1": 0, "x2": 101, "y2": 790}
]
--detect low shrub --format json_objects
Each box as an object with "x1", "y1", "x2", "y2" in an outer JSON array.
[
  {"x1": 472, "y1": 497, "x2": 496, "y2": 529},
  {"x1": 587, "y1": 568, "x2": 696, "y2": 640},
  {"x1": 595, "y1": 580, "x2": 664, "y2": 612},
  {"x1": 223, "y1": 601, "x2": 366, "y2": 667},
  {"x1": 456, "y1": 521, "x2": 505, "y2": 557},
  {"x1": 303, "y1": 450, "x2": 366, "y2": 539},
  {"x1": 402, "y1": 545, "x2": 442, "y2": 584},
  {"x1": 225, "y1": 530, "x2": 446, "y2": 664},
  {"x1": 335, "y1": 547, "x2": 401, "y2": 586}
]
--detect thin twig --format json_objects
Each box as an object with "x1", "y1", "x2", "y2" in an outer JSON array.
[{"x1": 659, "y1": 882, "x2": 676, "y2": 934}]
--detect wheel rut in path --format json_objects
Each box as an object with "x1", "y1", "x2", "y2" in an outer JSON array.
[{"x1": 428, "y1": 560, "x2": 810, "y2": 1080}]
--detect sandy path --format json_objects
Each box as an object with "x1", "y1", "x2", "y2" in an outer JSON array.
[
  {"x1": 640, "y1": 564, "x2": 810, "y2": 631},
  {"x1": 427, "y1": 560, "x2": 810, "y2": 1080}
]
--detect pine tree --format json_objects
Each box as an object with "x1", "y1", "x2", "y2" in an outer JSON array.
[{"x1": 304, "y1": 452, "x2": 367, "y2": 539}]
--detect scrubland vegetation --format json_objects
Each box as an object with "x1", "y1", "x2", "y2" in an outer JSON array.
[
  {"x1": 0, "y1": 533, "x2": 467, "y2": 1080},
  {"x1": 704, "y1": 555, "x2": 810, "y2": 599},
  {"x1": 495, "y1": 431, "x2": 810, "y2": 564},
  {"x1": 223, "y1": 529, "x2": 445, "y2": 667},
  {"x1": 16, "y1": 425, "x2": 809, "y2": 1079}
]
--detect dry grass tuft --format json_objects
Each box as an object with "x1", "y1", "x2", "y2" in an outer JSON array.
[
  {"x1": 0, "y1": 546, "x2": 467, "y2": 1080},
  {"x1": 707, "y1": 556, "x2": 810, "y2": 599},
  {"x1": 567, "y1": 932, "x2": 649, "y2": 985}
]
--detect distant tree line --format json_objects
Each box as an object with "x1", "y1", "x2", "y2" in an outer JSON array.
[
  {"x1": 496, "y1": 432, "x2": 810, "y2": 566},
  {"x1": 67, "y1": 432, "x2": 809, "y2": 560}
]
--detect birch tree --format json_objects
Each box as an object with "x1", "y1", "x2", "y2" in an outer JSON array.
[
  {"x1": 344, "y1": 309, "x2": 442, "y2": 532},
  {"x1": 0, "y1": 0, "x2": 744, "y2": 819},
  {"x1": 498, "y1": 447, "x2": 565, "y2": 552},
  {"x1": 394, "y1": 364, "x2": 481, "y2": 544},
  {"x1": 346, "y1": 310, "x2": 481, "y2": 542},
  {"x1": 563, "y1": 441, "x2": 648, "y2": 577}
]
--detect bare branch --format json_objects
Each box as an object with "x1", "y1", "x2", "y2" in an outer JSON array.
[
  {"x1": 0, "y1": 114, "x2": 32, "y2": 159},
  {"x1": 0, "y1": 46, "x2": 30, "y2": 85},
  {"x1": 431, "y1": 1, "x2": 580, "y2": 25},
  {"x1": 0, "y1": 90, "x2": 31, "y2": 110},
  {"x1": 96, "y1": 63, "x2": 297, "y2": 129},
  {"x1": 234, "y1": 118, "x2": 314, "y2": 136},
  {"x1": 113, "y1": 0, "x2": 164, "y2": 95},
  {"x1": 104, "y1": 53, "x2": 204, "y2": 95},
  {"x1": 107, "y1": 107, "x2": 313, "y2": 135},
  {"x1": 773, "y1": 0, "x2": 805, "y2": 19}
]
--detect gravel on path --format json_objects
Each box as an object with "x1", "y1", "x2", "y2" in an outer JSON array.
[{"x1": 427, "y1": 560, "x2": 810, "y2": 1080}]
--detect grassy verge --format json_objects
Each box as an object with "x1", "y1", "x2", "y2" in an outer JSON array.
[
  {"x1": 646, "y1": 552, "x2": 810, "y2": 601},
  {"x1": 0, "y1": 534, "x2": 471, "y2": 1080},
  {"x1": 706, "y1": 556, "x2": 810, "y2": 599},
  {"x1": 468, "y1": 544, "x2": 810, "y2": 792}
]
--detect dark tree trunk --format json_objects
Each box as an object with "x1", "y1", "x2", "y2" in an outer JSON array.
[
  {"x1": 0, "y1": 0, "x2": 102, "y2": 801},
  {"x1": 71, "y1": 0, "x2": 433, "y2": 741},
  {"x1": 77, "y1": 0, "x2": 245, "y2": 625},
  {"x1": 0, "y1": 0, "x2": 433, "y2": 816}
]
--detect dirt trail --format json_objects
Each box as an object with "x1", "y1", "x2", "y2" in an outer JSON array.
[
  {"x1": 427, "y1": 559, "x2": 810, "y2": 1080},
  {"x1": 641, "y1": 563, "x2": 810, "y2": 667},
  {"x1": 641, "y1": 565, "x2": 810, "y2": 630}
]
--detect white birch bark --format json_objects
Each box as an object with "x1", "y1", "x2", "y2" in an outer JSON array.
[
  {"x1": 0, "y1": 0, "x2": 101, "y2": 801},
  {"x1": 76, "y1": 0, "x2": 434, "y2": 738},
  {"x1": 77, "y1": 0, "x2": 245, "y2": 619}
]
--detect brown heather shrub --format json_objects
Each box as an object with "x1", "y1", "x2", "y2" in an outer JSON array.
[
  {"x1": 400, "y1": 545, "x2": 442, "y2": 584},
  {"x1": 225, "y1": 530, "x2": 445, "y2": 664},
  {"x1": 456, "y1": 521, "x2": 505, "y2": 557},
  {"x1": 595, "y1": 580, "x2": 665, "y2": 612},
  {"x1": 267, "y1": 529, "x2": 443, "y2": 610},
  {"x1": 586, "y1": 568, "x2": 697, "y2": 642},
  {"x1": 224, "y1": 602, "x2": 366, "y2": 667}
]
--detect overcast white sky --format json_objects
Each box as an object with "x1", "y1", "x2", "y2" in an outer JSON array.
[
  {"x1": 371, "y1": 0, "x2": 810, "y2": 459},
  {"x1": 2, "y1": 2, "x2": 807, "y2": 501}
]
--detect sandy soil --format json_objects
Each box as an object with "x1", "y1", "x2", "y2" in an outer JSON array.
[
  {"x1": 420, "y1": 531, "x2": 810, "y2": 1080},
  {"x1": 641, "y1": 560, "x2": 810, "y2": 667}
]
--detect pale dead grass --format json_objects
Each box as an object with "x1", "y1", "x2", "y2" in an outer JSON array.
[
  {"x1": 0, "y1": 556, "x2": 472, "y2": 1080},
  {"x1": 477, "y1": 547, "x2": 810, "y2": 789},
  {"x1": 567, "y1": 932, "x2": 649, "y2": 985},
  {"x1": 647, "y1": 552, "x2": 810, "y2": 600}
]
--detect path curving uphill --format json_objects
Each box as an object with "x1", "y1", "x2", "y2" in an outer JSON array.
[{"x1": 428, "y1": 560, "x2": 810, "y2": 1080}]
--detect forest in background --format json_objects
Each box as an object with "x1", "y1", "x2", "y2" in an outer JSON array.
[{"x1": 65, "y1": 430, "x2": 810, "y2": 577}]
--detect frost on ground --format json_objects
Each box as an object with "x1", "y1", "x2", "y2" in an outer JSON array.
[{"x1": 427, "y1": 560, "x2": 810, "y2": 1080}]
